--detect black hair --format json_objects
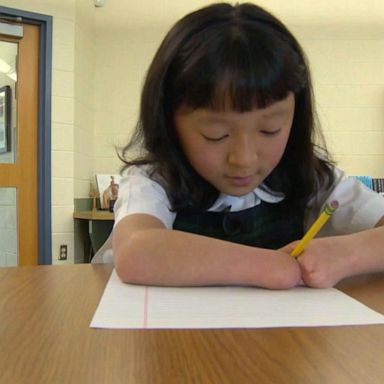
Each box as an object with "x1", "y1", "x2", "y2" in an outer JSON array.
[{"x1": 120, "y1": 2, "x2": 335, "y2": 210}]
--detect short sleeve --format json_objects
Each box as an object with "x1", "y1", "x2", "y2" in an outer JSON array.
[
  {"x1": 306, "y1": 168, "x2": 384, "y2": 236},
  {"x1": 113, "y1": 166, "x2": 176, "y2": 229}
]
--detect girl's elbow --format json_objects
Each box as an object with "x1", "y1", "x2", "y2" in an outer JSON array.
[
  {"x1": 113, "y1": 237, "x2": 146, "y2": 284},
  {"x1": 114, "y1": 256, "x2": 137, "y2": 284}
]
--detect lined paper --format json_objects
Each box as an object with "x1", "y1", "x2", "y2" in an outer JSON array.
[{"x1": 90, "y1": 269, "x2": 384, "y2": 329}]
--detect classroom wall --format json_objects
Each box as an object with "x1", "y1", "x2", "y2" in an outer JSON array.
[
  {"x1": 0, "y1": 0, "x2": 383, "y2": 264},
  {"x1": 54, "y1": 0, "x2": 96, "y2": 263},
  {"x1": 93, "y1": 0, "x2": 384, "y2": 177}
]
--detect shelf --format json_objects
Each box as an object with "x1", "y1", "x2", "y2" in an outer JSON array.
[{"x1": 73, "y1": 210, "x2": 114, "y2": 221}]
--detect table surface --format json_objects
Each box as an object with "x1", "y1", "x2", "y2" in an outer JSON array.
[{"x1": 1, "y1": 265, "x2": 384, "y2": 384}]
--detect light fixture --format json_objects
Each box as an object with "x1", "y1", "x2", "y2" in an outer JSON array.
[
  {"x1": 0, "y1": 58, "x2": 17, "y2": 81},
  {"x1": 0, "y1": 58, "x2": 11, "y2": 73}
]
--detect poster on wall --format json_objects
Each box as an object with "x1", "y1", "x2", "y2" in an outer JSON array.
[
  {"x1": 96, "y1": 174, "x2": 121, "y2": 210},
  {"x1": 0, "y1": 85, "x2": 11, "y2": 154}
]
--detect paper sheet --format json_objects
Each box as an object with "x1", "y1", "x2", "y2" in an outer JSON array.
[{"x1": 90, "y1": 269, "x2": 384, "y2": 329}]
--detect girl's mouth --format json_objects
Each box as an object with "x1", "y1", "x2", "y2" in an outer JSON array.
[{"x1": 227, "y1": 175, "x2": 254, "y2": 186}]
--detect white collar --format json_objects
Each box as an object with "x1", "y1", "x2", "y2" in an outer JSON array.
[{"x1": 208, "y1": 184, "x2": 285, "y2": 212}]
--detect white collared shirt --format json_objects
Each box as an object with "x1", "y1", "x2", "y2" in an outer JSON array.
[
  {"x1": 113, "y1": 165, "x2": 384, "y2": 236},
  {"x1": 208, "y1": 186, "x2": 284, "y2": 212}
]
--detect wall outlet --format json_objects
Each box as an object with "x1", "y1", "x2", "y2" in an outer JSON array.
[{"x1": 59, "y1": 245, "x2": 67, "y2": 260}]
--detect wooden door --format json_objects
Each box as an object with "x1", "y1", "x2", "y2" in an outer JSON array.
[{"x1": 0, "y1": 23, "x2": 39, "y2": 265}]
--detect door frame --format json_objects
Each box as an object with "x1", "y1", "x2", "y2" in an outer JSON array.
[{"x1": 0, "y1": 6, "x2": 52, "y2": 264}]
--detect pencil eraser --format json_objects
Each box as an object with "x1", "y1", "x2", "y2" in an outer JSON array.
[{"x1": 330, "y1": 200, "x2": 339, "y2": 209}]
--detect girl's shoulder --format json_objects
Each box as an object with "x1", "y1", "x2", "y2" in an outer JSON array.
[
  {"x1": 121, "y1": 164, "x2": 166, "y2": 189},
  {"x1": 315, "y1": 166, "x2": 376, "y2": 201},
  {"x1": 307, "y1": 166, "x2": 384, "y2": 234},
  {"x1": 310, "y1": 166, "x2": 377, "y2": 207},
  {"x1": 118, "y1": 164, "x2": 171, "y2": 203},
  {"x1": 121, "y1": 164, "x2": 154, "y2": 178},
  {"x1": 114, "y1": 164, "x2": 175, "y2": 228},
  {"x1": 311, "y1": 166, "x2": 345, "y2": 201}
]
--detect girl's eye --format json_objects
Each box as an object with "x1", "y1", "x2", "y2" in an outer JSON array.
[
  {"x1": 202, "y1": 134, "x2": 229, "y2": 142},
  {"x1": 260, "y1": 129, "x2": 281, "y2": 136}
]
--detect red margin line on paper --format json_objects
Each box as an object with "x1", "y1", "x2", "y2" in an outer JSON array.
[{"x1": 143, "y1": 286, "x2": 149, "y2": 328}]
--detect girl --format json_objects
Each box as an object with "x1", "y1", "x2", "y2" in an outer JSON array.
[{"x1": 111, "y1": 2, "x2": 384, "y2": 289}]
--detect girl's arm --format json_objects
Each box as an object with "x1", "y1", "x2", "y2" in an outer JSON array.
[
  {"x1": 283, "y1": 216, "x2": 384, "y2": 288},
  {"x1": 113, "y1": 213, "x2": 301, "y2": 289}
]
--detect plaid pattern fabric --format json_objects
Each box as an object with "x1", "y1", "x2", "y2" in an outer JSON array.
[{"x1": 173, "y1": 201, "x2": 305, "y2": 249}]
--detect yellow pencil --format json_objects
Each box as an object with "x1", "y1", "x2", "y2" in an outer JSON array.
[{"x1": 291, "y1": 200, "x2": 339, "y2": 258}]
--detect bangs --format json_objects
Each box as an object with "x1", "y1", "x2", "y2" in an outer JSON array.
[{"x1": 169, "y1": 24, "x2": 307, "y2": 112}]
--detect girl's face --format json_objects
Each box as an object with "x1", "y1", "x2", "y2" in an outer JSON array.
[{"x1": 174, "y1": 93, "x2": 295, "y2": 196}]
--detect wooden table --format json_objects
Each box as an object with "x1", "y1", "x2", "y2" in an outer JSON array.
[{"x1": 1, "y1": 265, "x2": 384, "y2": 384}]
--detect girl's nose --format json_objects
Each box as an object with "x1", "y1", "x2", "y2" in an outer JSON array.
[{"x1": 227, "y1": 138, "x2": 258, "y2": 167}]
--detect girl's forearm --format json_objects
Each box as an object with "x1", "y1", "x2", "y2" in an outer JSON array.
[
  {"x1": 113, "y1": 228, "x2": 301, "y2": 289},
  {"x1": 347, "y1": 225, "x2": 384, "y2": 275}
]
